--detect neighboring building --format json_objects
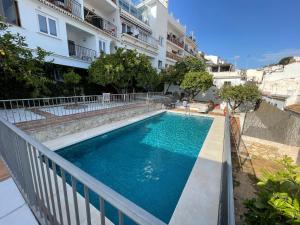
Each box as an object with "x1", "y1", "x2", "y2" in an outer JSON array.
[
  {"x1": 260, "y1": 62, "x2": 300, "y2": 110},
  {"x1": 0, "y1": 0, "x2": 200, "y2": 75}
]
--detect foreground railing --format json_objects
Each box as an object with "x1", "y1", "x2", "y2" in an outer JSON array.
[
  {"x1": 0, "y1": 93, "x2": 164, "y2": 124},
  {"x1": 0, "y1": 116, "x2": 166, "y2": 225},
  {"x1": 218, "y1": 111, "x2": 235, "y2": 225}
]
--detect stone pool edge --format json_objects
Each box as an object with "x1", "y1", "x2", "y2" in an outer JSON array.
[{"x1": 168, "y1": 111, "x2": 225, "y2": 225}]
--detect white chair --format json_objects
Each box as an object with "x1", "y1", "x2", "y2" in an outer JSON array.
[{"x1": 102, "y1": 93, "x2": 111, "y2": 104}]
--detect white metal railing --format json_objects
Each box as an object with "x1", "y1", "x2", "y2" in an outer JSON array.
[
  {"x1": 0, "y1": 108, "x2": 167, "y2": 225},
  {"x1": 0, "y1": 93, "x2": 164, "y2": 124}
]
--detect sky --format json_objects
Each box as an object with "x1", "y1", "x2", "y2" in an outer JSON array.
[{"x1": 168, "y1": 0, "x2": 300, "y2": 69}]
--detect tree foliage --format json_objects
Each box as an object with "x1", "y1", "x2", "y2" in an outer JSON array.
[
  {"x1": 63, "y1": 71, "x2": 81, "y2": 95},
  {"x1": 88, "y1": 48, "x2": 159, "y2": 93},
  {"x1": 161, "y1": 56, "x2": 206, "y2": 93},
  {"x1": 219, "y1": 83, "x2": 261, "y2": 111},
  {"x1": 180, "y1": 71, "x2": 213, "y2": 100},
  {"x1": 243, "y1": 156, "x2": 300, "y2": 225},
  {"x1": 0, "y1": 20, "x2": 52, "y2": 99}
]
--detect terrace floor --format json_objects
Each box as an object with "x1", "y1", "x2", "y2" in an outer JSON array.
[{"x1": 0, "y1": 160, "x2": 39, "y2": 225}]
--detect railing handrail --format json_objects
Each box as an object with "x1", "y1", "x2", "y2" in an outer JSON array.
[
  {"x1": 122, "y1": 32, "x2": 159, "y2": 48},
  {"x1": 167, "y1": 35, "x2": 184, "y2": 48},
  {"x1": 0, "y1": 115, "x2": 166, "y2": 225},
  {"x1": 73, "y1": 43, "x2": 97, "y2": 54},
  {"x1": 0, "y1": 93, "x2": 162, "y2": 102}
]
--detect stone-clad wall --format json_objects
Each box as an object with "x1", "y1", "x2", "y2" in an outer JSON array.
[
  {"x1": 29, "y1": 104, "x2": 162, "y2": 142},
  {"x1": 242, "y1": 101, "x2": 300, "y2": 147}
]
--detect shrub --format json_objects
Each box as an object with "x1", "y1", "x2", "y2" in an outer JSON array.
[{"x1": 243, "y1": 156, "x2": 300, "y2": 225}]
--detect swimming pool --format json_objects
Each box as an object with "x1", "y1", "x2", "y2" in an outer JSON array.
[{"x1": 57, "y1": 112, "x2": 213, "y2": 223}]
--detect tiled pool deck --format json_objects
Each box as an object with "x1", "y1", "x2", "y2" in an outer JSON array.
[{"x1": 0, "y1": 160, "x2": 39, "y2": 225}]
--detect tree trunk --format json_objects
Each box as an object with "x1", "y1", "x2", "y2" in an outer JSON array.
[{"x1": 165, "y1": 82, "x2": 171, "y2": 94}]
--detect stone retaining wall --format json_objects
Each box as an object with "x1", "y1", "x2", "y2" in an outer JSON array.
[{"x1": 28, "y1": 104, "x2": 162, "y2": 142}]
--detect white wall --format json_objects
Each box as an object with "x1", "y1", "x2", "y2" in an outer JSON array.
[{"x1": 260, "y1": 62, "x2": 300, "y2": 97}]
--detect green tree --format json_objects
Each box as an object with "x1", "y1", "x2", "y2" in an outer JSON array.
[
  {"x1": 88, "y1": 48, "x2": 159, "y2": 93},
  {"x1": 219, "y1": 83, "x2": 261, "y2": 112},
  {"x1": 0, "y1": 20, "x2": 52, "y2": 99},
  {"x1": 63, "y1": 71, "x2": 81, "y2": 96},
  {"x1": 180, "y1": 71, "x2": 213, "y2": 100},
  {"x1": 243, "y1": 156, "x2": 300, "y2": 225},
  {"x1": 162, "y1": 56, "x2": 206, "y2": 93}
]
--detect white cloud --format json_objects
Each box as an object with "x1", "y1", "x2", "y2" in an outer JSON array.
[{"x1": 258, "y1": 48, "x2": 300, "y2": 63}]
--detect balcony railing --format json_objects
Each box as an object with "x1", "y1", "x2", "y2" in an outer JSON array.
[
  {"x1": 167, "y1": 35, "x2": 184, "y2": 48},
  {"x1": 119, "y1": 0, "x2": 149, "y2": 25},
  {"x1": 84, "y1": 8, "x2": 117, "y2": 37},
  {"x1": 122, "y1": 32, "x2": 159, "y2": 49},
  {"x1": 45, "y1": 0, "x2": 82, "y2": 18},
  {"x1": 166, "y1": 51, "x2": 183, "y2": 61},
  {"x1": 68, "y1": 42, "x2": 97, "y2": 62}
]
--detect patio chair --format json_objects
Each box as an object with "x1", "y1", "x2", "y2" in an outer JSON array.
[{"x1": 102, "y1": 93, "x2": 111, "y2": 104}]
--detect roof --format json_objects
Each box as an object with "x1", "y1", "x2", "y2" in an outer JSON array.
[{"x1": 285, "y1": 104, "x2": 300, "y2": 115}]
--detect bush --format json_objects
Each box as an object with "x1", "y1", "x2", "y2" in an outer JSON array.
[{"x1": 243, "y1": 156, "x2": 300, "y2": 225}]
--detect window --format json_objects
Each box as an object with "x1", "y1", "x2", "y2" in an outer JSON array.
[
  {"x1": 99, "y1": 40, "x2": 106, "y2": 54},
  {"x1": 224, "y1": 81, "x2": 232, "y2": 86},
  {"x1": 37, "y1": 13, "x2": 58, "y2": 37},
  {"x1": 122, "y1": 23, "x2": 126, "y2": 33},
  {"x1": 159, "y1": 36, "x2": 164, "y2": 46},
  {"x1": 0, "y1": 0, "x2": 21, "y2": 26},
  {"x1": 38, "y1": 15, "x2": 47, "y2": 33},
  {"x1": 48, "y1": 18, "x2": 57, "y2": 36},
  {"x1": 158, "y1": 60, "x2": 163, "y2": 69},
  {"x1": 121, "y1": 23, "x2": 132, "y2": 34}
]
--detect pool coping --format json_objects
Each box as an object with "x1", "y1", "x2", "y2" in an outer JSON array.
[
  {"x1": 43, "y1": 110, "x2": 225, "y2": 225},
  {"x1": 168, "y1": 111, "x2": 225, "y2": 225}
]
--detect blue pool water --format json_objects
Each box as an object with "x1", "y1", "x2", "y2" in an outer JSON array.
[{"x1": 57, "y1": 112, "x2": 213, "y2": 223}]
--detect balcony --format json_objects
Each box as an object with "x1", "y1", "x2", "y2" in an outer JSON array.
[
  {"x1": 119, "y1": 0, "x2": 149, "y2": 25},
  {"x1": 84, "y1": 8, "x2": 117, "y2": 37},
  {"x1": 122, "y1": 31, "x2": 158, "y2": 49},
  {"x1": 166, "y1": 51, "x2": 183, "y2": 61},
  {"x1": 85, "y1": 0, "x2": 117, "y2": 14},
  {"x1": 167, "y1": 34, "x2": 184, "y2": 48},
  {"x1": 66, "y1": 24, "x2": 97, "y2": 62},
  {"x1": 44, "y1": 0, "x2": 82, "y2": 18},
  {"x1": 68, "y1": 42, "x2": 97, "y2": 61}
]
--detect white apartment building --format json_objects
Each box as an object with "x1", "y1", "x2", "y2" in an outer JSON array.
[{"x1": 1, "y1": 0, "x2": 199, "y2": 75}]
